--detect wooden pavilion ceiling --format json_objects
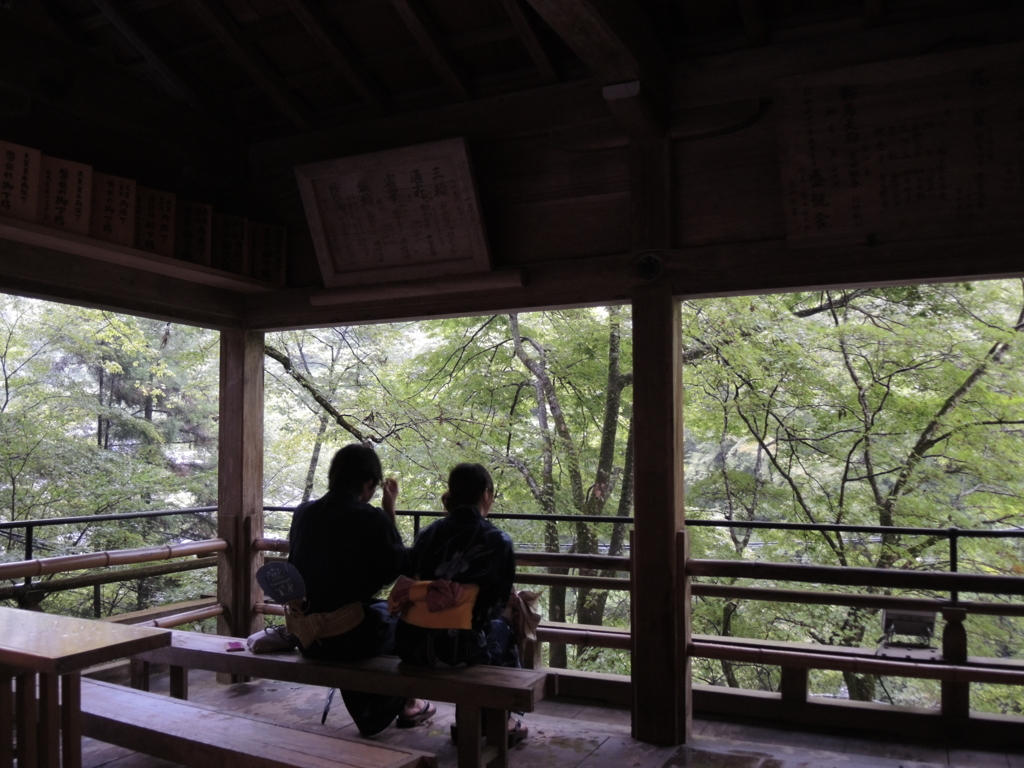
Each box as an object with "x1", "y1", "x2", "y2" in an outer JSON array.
[
  {"x1": 1, "y1": 0, "x2": 1022, "y2": 330},
  {"x1": 5, "y1": 0, "x2": 986, "y2": 143}
]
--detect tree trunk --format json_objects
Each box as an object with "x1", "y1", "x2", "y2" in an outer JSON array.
[{"x1": 302, "y1": 414, "x2": 330, "y2": 502}]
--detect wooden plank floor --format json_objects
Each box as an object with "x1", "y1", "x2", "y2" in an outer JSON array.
[{"x1": 81, "y1": 671, "x2": 1024, "y2": 768}]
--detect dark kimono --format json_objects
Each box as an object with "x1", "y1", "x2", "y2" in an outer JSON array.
[
  {"x1": 288, "y1": 490, "x2": 408, "y2": 735},
  {"x1": 395, "y1": 504, "x2": 519, "y2": 668}
]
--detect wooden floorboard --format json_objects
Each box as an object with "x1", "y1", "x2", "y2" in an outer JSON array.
[{"x1": 81, "y1": 670, "x2": 1023, "y2": 768}]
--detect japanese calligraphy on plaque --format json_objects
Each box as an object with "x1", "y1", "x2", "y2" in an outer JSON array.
[
  {"x1": 776, "y1": 43, "x2": 1024, "y2": 247},
  {"x1": 295, "y1": 138, "x2": 491, "y2": 287},
  {"x1": 135, "y1": 187, "x2": 176, "y2": 257},
  {"x1": 38, "y1": 155, "x2": 92, "y2": 235},
  {"x1": 176, "y1": 201, "x2": 213, "y2": 266},
  {"x1": 0, "y1": 140, "x2": 40, "y2": 222},
  {"x1": 90, "y1": 172, "x2": 136, "y2": 247}
]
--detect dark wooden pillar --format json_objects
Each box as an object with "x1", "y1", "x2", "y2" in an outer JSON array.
[
  {"x1": 631, "y1": 281, "x2": 687, "y2": 745},
  {"x1": 217, "y1": 330, "x2": 265, "y2": 639}
]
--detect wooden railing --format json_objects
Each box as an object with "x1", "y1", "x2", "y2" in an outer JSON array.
[{"x1": 6, "y1": 506, "x2": 1024, "y2": 745}]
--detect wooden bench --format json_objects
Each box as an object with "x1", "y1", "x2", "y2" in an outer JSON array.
[
  {"x1": 133, "y1": 630, "x2": 548, "y2": 768},
  {"x1": 81, "y1": 678, "x2": 435, "y2": 768}
]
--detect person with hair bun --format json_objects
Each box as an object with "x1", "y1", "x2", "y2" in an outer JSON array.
[{"x1": 389, "y1": 462, "x2": 526, "y2": 742}]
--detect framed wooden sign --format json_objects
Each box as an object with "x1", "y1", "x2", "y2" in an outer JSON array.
[
  {"x1": 776, "y1": 42, "x2": 1024, "y2": 249},
  {"x1": 294, "y1": 138, "x2": 491, "y2": 287}
]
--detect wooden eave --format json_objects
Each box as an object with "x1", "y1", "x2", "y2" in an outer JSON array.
[{"x1": 0, "y1": 1, "x2": 1022, "y2": 330}]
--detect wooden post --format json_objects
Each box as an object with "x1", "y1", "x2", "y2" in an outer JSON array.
[
  {"x1": 631, "y1": 281, "x2": 686, "y2": 745},
  {"x1": 941, "y1": 607, "x2": 969, "y2": 729},
  {"x1": 217, "y1": 330, "x2": 265, "y2": 641},
  {"x1": 779, "y1": 667, "x2": 808, "y2": 703},
  {"x1": 15, "y1": 672, "x2": 36, "y2": 768},
  {"x1": 0, "y1": 670, "x2": 12, "y2": 768}
]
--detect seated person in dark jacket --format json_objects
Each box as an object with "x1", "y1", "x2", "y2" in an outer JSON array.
[
  {"x1": 287, "y1": 443, "x2": 434, "y2": 736},
  {"x1": 391, "y1": 462, "x2": 520, "y2": 670}
]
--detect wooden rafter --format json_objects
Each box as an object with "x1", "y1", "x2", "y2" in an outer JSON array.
[
  {"x1": 523, "y1": 0, "x2": 667, "y2": 138},
  {"x1": 183, "y1": 0, "x2": 314, "y2": 132},
  {"x1": 78, "y1": 0, "x2": 173, "y2": 31},
  {"x1": 865, "y1": 0, "x2": 885, "y2": 27},
  {"x1": 283, "y1": 0, "x2": 388, "y2": 115},
  {"x1": 737, "y1": 0, "x2": 769, "y2": 46},
  {"x1": 87, "y1": 0, "x2": 241, "y2": 134},
  {"x1": 500, "y1": 0, "x2": 557, "y2": 83},
  {"x1": 523, "y1": 0, "x2": 666, "y2": 89},
  {"x1": 0, "y1": 18, "x2": 244, "y2": 179},
  {"x1": 390, "y1": 0, "x2": 472, "y2": 101}
]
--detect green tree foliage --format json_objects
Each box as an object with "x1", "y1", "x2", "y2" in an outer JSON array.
[
  {"x1": 683, "y1": 281, "x2": 1024, "y2": 711},
  {"x1": 0, "y1": 295, "x2": 219, "y2": 617},
  {"x1": 266, "y1": 309, "x2": 635, "y2": 670}
]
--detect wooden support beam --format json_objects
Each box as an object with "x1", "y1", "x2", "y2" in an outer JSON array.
[
  {"x1": 737, "y1": 0, "x2": 769, "y2": 46},
  {"x1": 865, "y1": 0, "x2": 885, "y2": 27},
  {"x1": 0, "y1": 236, "x2": 245, "y2": 330},
  {"x1": 183, "y1": 0, "x2": 315, "y2": 131},
  {"x1": 217, "y1": 331, "x2": 265, "y2": 640},
  {"x1": 0, "y1": 18, "x2": 245, "y2": 181},
  {"x1": 631, "y1": 282, "x2": 686, "y2": 746},
  {"x1": 284, "y1": 0, "x2": 388, "y2": 115},
  {"x1": 89, "y1": 0, "x2": 199, "y2": 104},
  {"x1": 523, "y1": 0, "x2": 667, "y2": 92},
  {"x1": 603, "y1": 81, "x2": 667, "y2": 139},
  {"x1": 390, "y1": 0, "x2": 472, "y2": 101},
  {"x1": 500, "y1": 0, "x2": 557, "y2": 83}
]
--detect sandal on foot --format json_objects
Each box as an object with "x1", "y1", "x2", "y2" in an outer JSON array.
[
  {"x1": 397, "y1": 700, "x2": 436, "y2": 728},
  {"x1": 508, "y1": 718, "x2": 528, "y2": 746}
]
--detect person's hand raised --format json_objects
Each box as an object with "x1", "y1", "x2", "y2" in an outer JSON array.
[{"x1": 381, "y1": 477, "x2": 399, "y2": 517}]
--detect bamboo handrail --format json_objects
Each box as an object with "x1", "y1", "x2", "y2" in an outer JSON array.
[
  {"x1": 0, "y1": 557, "x2": 218, "y2": 600},
  {"x1": 515, "y1": 573, "x2": 630, "y2": 590},
  {"x1": 692, "y1": 583, "x2": 1024, "y2": 617},
  {"x1": 689, "y1": 641, "x2": 1024, "y2": 685},
  {"x1": 537, "y1": 626, "x2": 633, "y2": 650},
  {"x1": 253, "y1": 537, "x2": 633, "y2": 573},
  {"x1": 688, "y1": 559, "x2": 1024, "y2": 595},
  {"x1": 515, "y1": 553, "x2": 631, "y2": 571},
  {"x1": 0, "y1": 539, "x2": 228, "y2": 580},
  {"x1": 253, "y1": 537, "x2": 289, "y2": 553},
  {"x1": 255, "y1": 602, "x2": 285, "y2": 616},
  {"x1": 138, "y1": 603, "x2": 225, "y2": 628}
]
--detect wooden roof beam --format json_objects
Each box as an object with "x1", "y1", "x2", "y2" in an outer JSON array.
[
  {"x1": 865, "y1": 0, "x2": 885, "y2": 27},
  {"x1": 523, "y1": 0, "x2": 668, "y2": 137},
  {"x1": 0, "y1": 17, "x2": 244, "y2": 182},
  {"x1": 183, "y1": 0, "x2": 315, "y2": 132},
  {"x1": 522, "y1": 0, "x2": 666, "y2": 89},
  {"x1": 87, "y1": 0, "x2": 243, "y2": 134},
  {"x1": 390, "y1": 0, "x2": 472, "y2": 101},
  {"x1": 500, "y1": 0, "x2": 557, "y2": 84},
  {"x1": 283, "y1": 0, "x2": 389, "y2": 116},
  {"x1": 737, "y1": 0, "x2": 769, "y2": 46}
]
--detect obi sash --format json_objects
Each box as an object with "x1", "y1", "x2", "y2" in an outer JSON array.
[
  {"x1": 284, "y1": 601, "x2": 364, "y2": 648},
  {"x1": 387, "y1": 575, "x2": 479, "y2": 630}
]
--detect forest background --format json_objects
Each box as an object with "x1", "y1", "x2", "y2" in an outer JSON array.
[{"x1": 0, "y1": 279, "x2": 1021, "y2": 716}]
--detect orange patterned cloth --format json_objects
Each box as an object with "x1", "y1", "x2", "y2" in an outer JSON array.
[{"x1": 387, "y1": 575, "x2": 479, "y2": 629}]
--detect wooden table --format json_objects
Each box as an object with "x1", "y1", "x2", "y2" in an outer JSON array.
[{"x1": 0, "y1": 606, "x2": 170, "y2": 768}]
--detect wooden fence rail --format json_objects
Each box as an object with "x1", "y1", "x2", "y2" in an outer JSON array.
[{"x1": 0, "y1": 539, "x2": 228, "y2": 580}]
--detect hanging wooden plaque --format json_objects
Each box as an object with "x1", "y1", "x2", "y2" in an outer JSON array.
[
  {"x1": 135, "y1": 186, "x2": 176, "y2": 257},
  {"x1": 90, "y1": 172, "x2": 136, "y2": 246},
  {"x1": 776, "y1": 43, "x2": 1024, "y2": 249},
  {"x1": 38, "y1": 155, "x2": 92, "y2": 235},
  {"x1": 0, "y1": 140, "x2": 40, "y2": 223},
  {"x1": 294, "y1": 138, "x2": 491, "y2": 287}
]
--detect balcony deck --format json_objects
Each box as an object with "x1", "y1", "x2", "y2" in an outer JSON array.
[{"x1": 81, "y1": 669, "x2": 1023, "y2": 768}]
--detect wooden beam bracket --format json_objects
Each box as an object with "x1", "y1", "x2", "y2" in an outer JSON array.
[{"x1": 603, "y1": 80, "x2": 668, "y2": 139}]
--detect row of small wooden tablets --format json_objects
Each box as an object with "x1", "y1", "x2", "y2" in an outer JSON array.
[{"x1": 1, "y1": 139, "x2": 286, "y2": 286}]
